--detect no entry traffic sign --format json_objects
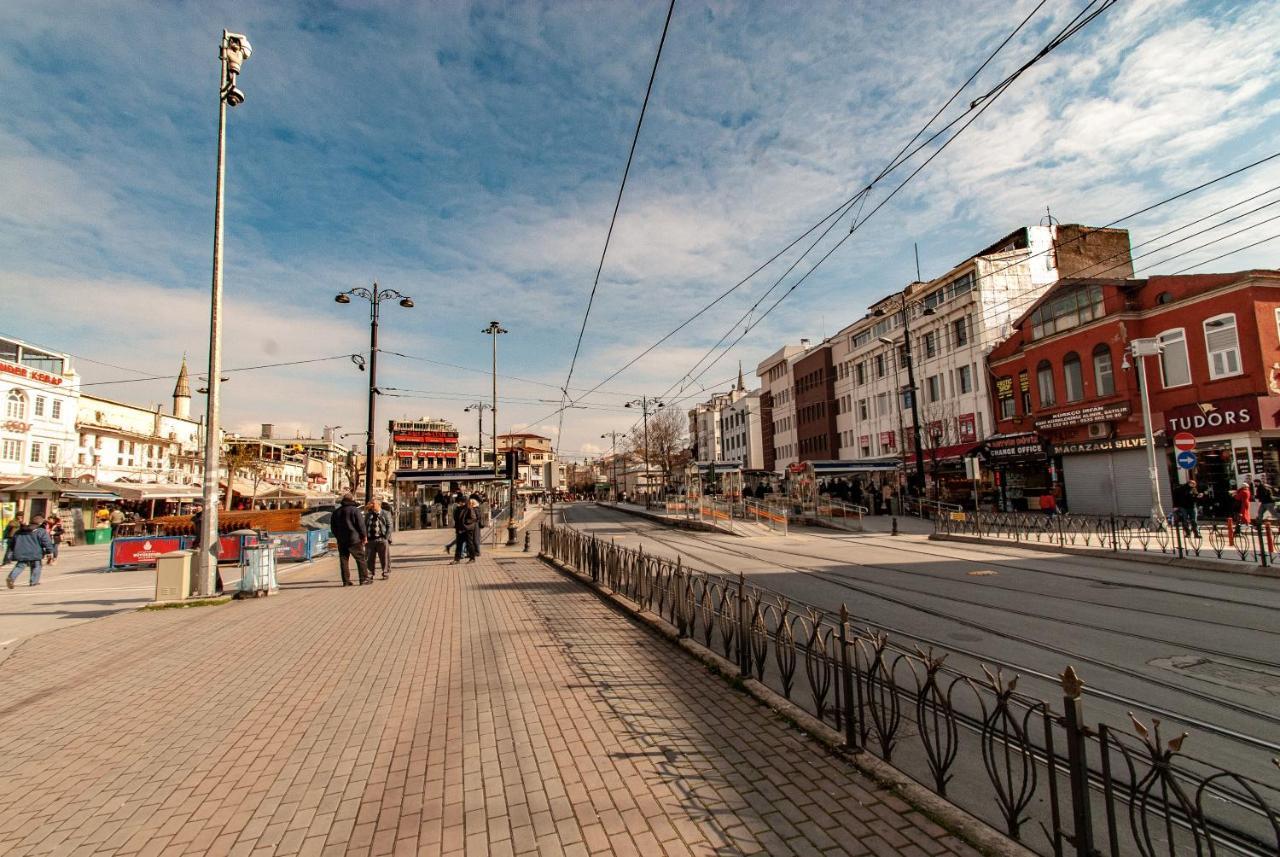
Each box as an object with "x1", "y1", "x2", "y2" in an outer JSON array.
[{"x1": 1174, "y1": 432, "x2": 1196, "y2": 452}]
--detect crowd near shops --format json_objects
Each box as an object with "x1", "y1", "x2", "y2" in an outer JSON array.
[{"x1": 675, "y1": 222, "x2": 1280, "y2": 522}]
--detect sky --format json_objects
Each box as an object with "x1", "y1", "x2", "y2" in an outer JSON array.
[{"x1": 2, "y1": 0, "x2": 1279, "y2": 457}]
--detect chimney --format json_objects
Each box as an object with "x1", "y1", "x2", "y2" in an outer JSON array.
[
  {"x1": 261, "y1": 423, "x2": 274, "y2": 439},
  {"x1": 322, "y1": 426, "x2": 334, "y2": 443},
  {"x1": 800, "y1": 338, "x2": 811, "y2": 349}
]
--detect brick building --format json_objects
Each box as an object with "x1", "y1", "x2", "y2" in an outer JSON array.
[
  {"x1": 793, "y1": 344, "x2": 837, "y2": 461},
  {"x1": 985, "y1": 269, "x2": 1280, "y2": 516}
]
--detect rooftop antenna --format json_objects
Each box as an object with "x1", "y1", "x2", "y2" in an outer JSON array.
[{"x1": 1040, "y1": 206, "x2": 1059, "y2": 227}]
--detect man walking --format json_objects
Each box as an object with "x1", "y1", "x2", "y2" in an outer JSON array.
[
  {"x1": 366, "y1": 500, "x2": 393, "y2": 580},
  {"x1": 331, "y1": 493, "x2": 369, "y2": 586},
  {"x1": 6, "y1": 514, "x2": 54, "y2": 589},
  {"x1": 1172, "y1": 479, "x2": 1201, "y2": 537},
  {"x1": 451, "y1": 497, "x2": 480, "y2": 564}
]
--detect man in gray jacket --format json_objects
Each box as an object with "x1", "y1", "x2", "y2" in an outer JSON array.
[{"x1": 6, "y1": 514, "x2": 54, "y2": 588}]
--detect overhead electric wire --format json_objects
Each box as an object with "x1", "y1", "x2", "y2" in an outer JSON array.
[
  {"x1": 546, "y1": 0, "x2": 1052, "y2": 424},
  {"x1": 1134, "y1": 209, "x2": 1280, "y2": 272},
  {"x1": 1169, "y1": 231, "x2": 1280, "y2": 275},
  {"x1": 662, "y1": 0, "x2": 1118, "y2": 404},
  {"x1": 379, "y1": 349, "x2": 645, "y2": 398},
  {"x1": 557, "y1": 0, "x2": 677, "y2": 437},
  {"x1": 0, "y1": 333, "x2": 155, "y2": 377},
  {"x1": 77, "y1": 354, "x2": 360, "y2": 387}
]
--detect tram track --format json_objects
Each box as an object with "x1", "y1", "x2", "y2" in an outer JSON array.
[{"x1": 562, "y1": 504, "x2": 1280, "y2": 748}]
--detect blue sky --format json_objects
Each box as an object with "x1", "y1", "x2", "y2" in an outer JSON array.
[{"x1": 3, "y1": 0, "x2": 1279, "y2": 455}]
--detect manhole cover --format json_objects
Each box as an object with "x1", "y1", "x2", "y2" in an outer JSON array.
[{"x1": 1150, "y1": 655, "x2": 1280, "y2": 695}]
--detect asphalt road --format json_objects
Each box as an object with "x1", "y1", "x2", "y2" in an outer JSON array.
[{"x1": 556, "y1": 502, "x2": 1280, "y2": 811}]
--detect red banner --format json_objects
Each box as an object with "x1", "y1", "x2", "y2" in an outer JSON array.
[{"x1": 110, "y1": 537, "x2": 185, "y2": 568}]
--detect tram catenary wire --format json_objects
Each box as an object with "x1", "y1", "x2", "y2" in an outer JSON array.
[{"x1": 560, "y1": 504, "x2": 1280, "y2": 750}]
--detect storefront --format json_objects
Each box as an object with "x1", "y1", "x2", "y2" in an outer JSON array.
[
  {"x1": 1056, "y1": 436, "x2": 1173, "y2": 517},
  {"x1": 979, "y1": 433, "x2": 1051, "y2": 512},
  {"x1": 1162, "y1": 394, "x2": 1280, "y2": 518}
]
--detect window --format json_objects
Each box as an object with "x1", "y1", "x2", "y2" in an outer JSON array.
[
  {"x1": 2, "y1": 439, "x2": 20, "y2": 461},
  {"x1": 34, "y1": 396, "x2": 45, "y2": 417},
  {"x1": 923, "y1": 331, "x2": 937, "y2": 358},
  {"x1": 1000, "y1": 397, "x2": 1015, "y2": 419},
  {"x1": 1063, "y1": 353, "x2": 1084, "y2": 402},
  {"x1": 952, "y1": 316, "x2": 969, "y2": 347},
  {"x1": 1036, "y1": 360, "x2": 1056, "y2": 407},
  {"x1": 874, "y1": 354, "x2": 886, "y2": 378},
  {"x1": 1093, "y1": 344, "x2": 1114, "y2": 396},
  {"x1": 858, "y1": 399, "x2": 869, "y2": 420},
  {"x1": 1019, "y1": 370, "x2": 1032, "y2": 414},
  {"x1": 957, "y1": 365, "x2": 973, "y2": 394},
  {"x1": 876, "y1": 393, "x2": 888, "y2": 416},
  {"x1": 901, "y1": 389, "x2": 914, "y2": 410},
  {"x1": 854, "y1": 362, "x2": 865, "y2": 385},
  {"x1": 47, "y1": 445, "x2": 58, "y2": 464},
  {"x1": 30, "y1": 442, "x2": 42, "y2": 464},
  {"x1": 5, "y1": 389, "x2": 25, "y2": 420},
  {"x1": 51, "y1": 400, "x2": 61, "y2": 420},
  {"x1": 926, "y1": 375, "x2": 941, "y2": 403},
  {"x1": 1155, "y1": 291, "x2": 1173, "y2": 305},
  {"x1": 1031, "y1": 284, "x2": 1105, "y2": 339},
  {"x1": 1157, "y1": 329, "x2": 1191, "y2": 388},
  {"x1": 1204, "y1": 314, "x2": 1241, "y2": 379}
]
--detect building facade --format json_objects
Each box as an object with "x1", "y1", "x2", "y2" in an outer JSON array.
[
  {"x1": 389, "y1": 418, "x2": 459, "y2": 471},
  {"x1": 755, "y1": 344, "x2": 806, "y2": 471},
  {"x1": 0, "y1": 336, "x2": 80, "y2": 488},
  {"x1": 793, "y1": 343, "x2": 837, "y2": 462},
  {"x1": 986, "y1": 269, "x2": 1280, "y2": 516},
  {"x1": 497, "y1": 433, "x2": 566, "y2": 495},
  {"x1": 719, "y1": 389, "x2": 764, "y2": 469}
]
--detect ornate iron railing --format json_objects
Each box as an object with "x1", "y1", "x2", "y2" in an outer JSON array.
[
  {"x1": 934, "y1": 510, "x2": 1278, "y2": 567},
  {"x1": 540, "y1": 522, "x2": 1280, "y2": 857}
]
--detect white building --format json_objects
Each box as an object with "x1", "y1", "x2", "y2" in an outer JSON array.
[
  {"x1": 719, "y1": 389, "x2": 764, "y2": 469},
  {"x1": 0, "y1": 337, "x2": 81, "y2": 488},
  {"x1": 688, "y1": 367, "x2": 751, "y2": 463},
  {"x1": 755, "y1": 344, "x2": 807, "y2": 472}
]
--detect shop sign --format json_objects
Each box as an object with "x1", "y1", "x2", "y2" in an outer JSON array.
[
  {"x1": 858, "y1": 434, "x2": 870, "y2": 447},
  {"x1": 2, "y1": 420, "x2": 31, "y2": 432},
  {"x1": 958, "y1": 413, "x2": 977, "y2": 443},
  {"x1": 1163, "y1": 395, "x2": 1259, "y2": 437},
  {"x1": 878, "y1": 431, "x2": 896, "y2": 448},
  {"x1": 392, "y1": 431, "x2": 455, "y2": 443},
  {"x1": 995, "y1": 376, "x2": 1014, "y2": 399},
  {"x1": 0, "y1": 360, "x2": 64, "y2": 386},
  {"x1": 1055, "y1": 436, "x2": 1149, "y2": 455},
  {"x1": 1034, "y1": 403, "x2": 1131, "y2": 430},
  {"x1": 984, "y1": 433, "x2": 1044, "y2": 459}
]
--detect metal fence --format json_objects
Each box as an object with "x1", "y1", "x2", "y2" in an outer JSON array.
[
  {"x1": 935, "y1": 510, "x2": 1279, "y2": 566},
  {"x1": 539, "y1": 522, "x2": 1280, "y2": 857}
]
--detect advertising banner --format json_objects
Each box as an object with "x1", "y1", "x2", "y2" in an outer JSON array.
[
  {"x1": 271, "y1": 532, "x2": 309, "y2": 562},
  {"x1": 110, "y1": 536, "x2": 185, "y2": 568}
]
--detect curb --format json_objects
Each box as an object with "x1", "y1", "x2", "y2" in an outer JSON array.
[
  {"x1": 594, "y1": 501, "x2": 738, "y2": 535},
  {"x1": 538, "y1": 553, "x2": 1038, "y2": 857},
  {"x1": 930, "y1": 533, "x2": 1280, "y2": 579}
]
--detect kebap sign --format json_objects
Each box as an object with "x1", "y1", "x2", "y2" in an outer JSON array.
[{"x1": 1164, "y1": 395, "x2": 1260, "y2": 437}]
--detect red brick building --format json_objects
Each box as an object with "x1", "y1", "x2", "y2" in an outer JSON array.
[
  {"x1": 793, "y1": 344, "x2": 837, "y2": 461},
  {"x1": 985, "y1": 270, "x2": 1280, "y2": 515}
]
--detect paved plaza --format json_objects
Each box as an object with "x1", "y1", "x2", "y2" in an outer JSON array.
[{"x1": 0, "y1": 524, "x2": 979, "y2": 857}]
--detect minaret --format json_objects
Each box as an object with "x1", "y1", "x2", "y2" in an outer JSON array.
[
  {"x1": 173, "y1": 356, "x2": 191, "y2": 419},
  {"x1": 737, "y1": 361, "x2": 745, "y2": 392}
]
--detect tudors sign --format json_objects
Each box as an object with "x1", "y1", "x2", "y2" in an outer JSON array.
[
  {"x1": 1164, "y1": 395, "x2": 1260, "y2": 437},
  {"x1": 1034, "y1": 402, "x2": 1131, "y2": 430}
]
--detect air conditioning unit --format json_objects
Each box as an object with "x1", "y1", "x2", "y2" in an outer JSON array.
[{"x1": 1087, "y1": 422, "x2": 1110, "y2": 439}]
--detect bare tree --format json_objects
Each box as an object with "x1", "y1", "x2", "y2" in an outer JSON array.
[
  {"x1": 222, "y1": 445, "x2": 261, "y2": 511},
  {"x1": 623, "y1": 406, "x2": 688, "y2": 494}
]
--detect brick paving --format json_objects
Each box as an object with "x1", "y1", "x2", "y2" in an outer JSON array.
[{"x1": 0, "y1": 525, "x2": 980, "y2": 856}]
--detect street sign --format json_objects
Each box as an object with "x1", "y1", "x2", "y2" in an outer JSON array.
[
  {"x1": 1176, "y1": 450, "x2": 1198, "y2": 469},
  {"x1": 1174, "y1": 432, "x2": 1196, "y2": 452}
]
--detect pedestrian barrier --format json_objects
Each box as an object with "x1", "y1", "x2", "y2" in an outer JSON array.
[
  {"x1": 539, "y1": 522, "x2": 1280, "y2": 857},
  {"x1": 813, "y1": 497, "x2": 866, "y2": 532},
  {"x1": 934, "y1": 510, "x2": 1279, "y2": 566},
  {"x1": 741, "y1": 498, "x2": 789, "y2": 535},
  {"x1": 108, "y1": 528, "x2": 332, "y2": 570}
]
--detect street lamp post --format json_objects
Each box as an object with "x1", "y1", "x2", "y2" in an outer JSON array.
[
  {"x1": 601, "y1": 431, "x2": 626, "y2": 502},
  {"x1": 197, "y1": 30, "x2": 252, "y2": 598},
  {"x1": 1129, "y1": 337, "x2": 1167, "y2": 527},
  {"x1": 625, "y1": 397, "x2": 664, "y2": 508},
  {"x1": 335, "y1": 284, "x2": 414, "y2": 504},
  {"x1": 874, "y1": 295, "x2": 933, "y2": 496},
  {"x1": 482, "y1": 322, "x2": 507, "y2": 479},
  {"x1": 463, "y1": 402, "x2": 492, "y2": 468}
]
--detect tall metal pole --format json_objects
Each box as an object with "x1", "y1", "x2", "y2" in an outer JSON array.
[
  {"x1": 198, "y1": 38, "x2": 230, "y2": 598},
  {"x1": 1132, "y1": 342, "x2": 1167, "y2": 526},
  {"x1": 642, "y1": 397, "x2": 652, "y2": 509},
  {"x1": 900, "y1": 297, "x2": 927, "y2": 492},
  {"x1": 364, "y1": 289, "x2": 379, "y2": 505}
]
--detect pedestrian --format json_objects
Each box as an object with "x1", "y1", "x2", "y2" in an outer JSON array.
[
  {"x1": 2, "y1": 514, "x2": 22, "y2": 565},
  {"x1": 880, "y1": 482, "x2": 894, "y2": 515},
  {"x1": 108, "y1": 505, "x2": 125, "y2": 538},
  {"x1": 187, "y1": 500, "x2": 225, "y2": 594},
  {"x1": 1039, "y1": 490, "x2": 1058, "y2": 518},
  {"x1": 463, "y1": 498, "x2": 481, "y2": 562},
  {"x1": 1256, "y1": 480, "x2": 1275, "y2": 520},
  {"x1": 1172, "y1": 479, "x2": 1201, "y2": 537},
  {"x1": 365, "y1": 500, "x2": 393, "y2": 580},
  {"x1": 451, "y1": 497, "x2": 481, "y2": 563},
  {"x1": 1234, "y1": 481, "x2": 1252, "y2": 525},
  {"x1": 330, "y1": 493, "x2": 370, "y2": 586},
  {"x1": 6, "y1": 514, "x2": 54, "y2": 589},
  {"x1": 43, "y1": 515, "x2": 64, "y2": 565}
]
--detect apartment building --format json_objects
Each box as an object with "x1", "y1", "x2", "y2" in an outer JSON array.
[
  {"x1": 719, "y1": 388, "x2": 764, "y2": 469},
  {"x1": 755, "y1": 344, "x2": 806, "y2": 471}
]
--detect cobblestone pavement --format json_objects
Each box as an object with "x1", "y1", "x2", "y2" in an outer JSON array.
[{"x1": 0, "y1": 526, "x2": 980, "y2": 856}]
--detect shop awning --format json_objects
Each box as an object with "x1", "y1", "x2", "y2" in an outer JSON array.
[
  {"x1": 394, "y1": 467, "x2": 498, "y2": 485},
  {"x1": 61, "y1": 489, "x2": 122, "y2": 501},
  {"x1": 2, "y1": 476, "x2": 67, "y2": 495},
  {"x1": 104, "y1": 482, "x2": 204, "y2": 501},
  {"x1": 807, "y1": 459, "x2": 902, "y2": 475}
]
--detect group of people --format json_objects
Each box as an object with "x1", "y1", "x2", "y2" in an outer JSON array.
[
  {"x1": 329, "y1": 494, "x2": 395, "y2": 586},
  {"x1": 446, "y1": 492, "x2": 484, "y2": 563},
  {"x1": 817, "y1": 478, "x2": 899, "y2": 514},
  {"x1": 3, "y1": 514, "x2": 64, "y2": 588},
  {"x1": 1172, "y1": 478, "x2": 1276, "y2": 536}
]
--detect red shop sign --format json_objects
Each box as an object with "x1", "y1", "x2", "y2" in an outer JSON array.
[{"x1": 111, "y1": 537, "x2": 185, "y2": 567}]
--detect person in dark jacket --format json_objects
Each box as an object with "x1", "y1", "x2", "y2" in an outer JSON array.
[
  {"x1": 365, "y1": 500, "x2": 393, "y2": 580},
  {"x1": 1172, "y1": 479, "x2": 1201, "y2": 537},
  {"x1": 6, "y1": 515, "x2": 54, "y2": 588},
  {"x1": 451, "y1": 498, "x2": 481, "y2": 564},
  {"x1": 330, "y1": 494, "x2": 369, "y2": 585},
  {"x1": 2, "y1": 514, "x2": 22, "y2": 565}
]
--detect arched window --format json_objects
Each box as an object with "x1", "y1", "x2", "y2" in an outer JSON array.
[
  {"x1": 1036, "y1": 360, "x2": 1056, "y2": 407},
  {"x1": 5, "y1": 389, "x2": 25, "y2": 420},
  {"x1": 1155, "y1": 291, "x2": 1174, "y2": 305},
  {"x1": 1093, "y1": 344, "x2": 1114, "y2": 396},
  {"x1": 1063, "y1": 352, "x2": 1084, "y2": 402}
]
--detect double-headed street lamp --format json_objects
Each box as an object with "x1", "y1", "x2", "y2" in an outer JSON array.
[
  {"x1": 197, "y1": 30, "x2": 252, "y2": 598},
  {"x1": 482, "y1": 322, "x2": 507, "y2": 478},
  {"x1": 873, "y1": 295, "x2": 934, "y2": 495},
  {"x1": 463, "y1": 402, "x2": 492, "y2": 468},
  {"x1": 601, "y1": 431, "x2": 627, "y2": 501},
  {"x1": 625, "y1": 396, "x2": 664, "y2": 508},
  {"x1": 336, "y1": 284, "x2": 414, "y2": 504}
]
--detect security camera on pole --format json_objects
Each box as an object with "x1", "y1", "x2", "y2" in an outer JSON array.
[
  {"x1": 197, "y1": 30, "x2": 252, "y2": 598},
  {"x1": 1129, "y1": 337, "x2": 1168, "y2": 528}
]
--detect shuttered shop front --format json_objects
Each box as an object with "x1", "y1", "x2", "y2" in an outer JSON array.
[{"x1": 1061, "y1": 446, "x2": 1173, "y2": 516}]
